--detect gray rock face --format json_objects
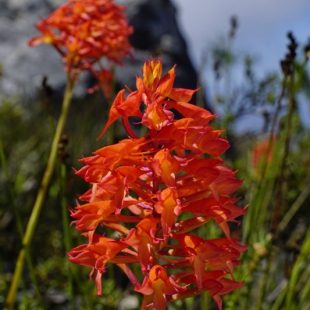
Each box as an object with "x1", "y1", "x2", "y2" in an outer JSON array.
[
  {"x1": 0, "y1": 0, "x2": 199, "y2": 100},
  {"x1": 115, "y1": 0, "x2": 198, "y2": 93},
  {"x1": 0, "y1": 0, "x2": 66, "y2": 97}
]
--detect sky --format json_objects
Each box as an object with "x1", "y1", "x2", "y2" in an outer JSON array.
[
  {"x1": 172, "y1": 0, "x2": 310, "y2": 73},
  {"x1": 171, "y1": 0, "x2": 310, "y2": 131}
]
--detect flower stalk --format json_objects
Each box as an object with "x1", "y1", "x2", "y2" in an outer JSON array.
[{"x1": 5, "y1": 75, "x2": 74, "y2": 310}]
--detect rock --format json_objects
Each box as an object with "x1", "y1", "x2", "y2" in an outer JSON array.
[
  {"x1": 0, "y1": 0, "x2": 199, "y2": 102},
  {"x1": 117, "y1": 294, "x2": 139, "y2": 310},
  {"x1": 0, "y1": 0, "x2": 67, "y2": 97}
]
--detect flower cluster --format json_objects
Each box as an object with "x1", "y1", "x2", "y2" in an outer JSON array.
[
  {"x1": 68, "y1": 58, "x2": 246, "y2": 310},
  {"x1": 28, "y1": 0, "x2": 133, "y2": 96}
]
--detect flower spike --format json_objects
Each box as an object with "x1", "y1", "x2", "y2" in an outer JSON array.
[
  {"x1": 29, "y1": 0, "x2": 133, "y2": 97},
  {"x1": 69, "y1": 58, "x2": 246, "y2": 309}
]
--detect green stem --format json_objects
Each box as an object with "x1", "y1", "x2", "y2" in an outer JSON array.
[
  {"x1": 255, "y1": 249, "x2": 276, "y2": 310},
  {"x1": 5, "y1": 75, "x2": 74, "y2": 310},
  {"x1": 200, "y1": 291, "x2": 210, "y2": 310},
  {"x1": 276, "y1": 181, "x2": 310, "y2": 234},
  {"x1": 271, "y1": 72, "x2": 295, "y2": 233},
  {"x1": 285, "y1": 227, "x2": 310, "y2": 308}
]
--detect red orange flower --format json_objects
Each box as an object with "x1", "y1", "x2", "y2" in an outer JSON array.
[
  {"x1": 68, "y1": 232, "x2": 138, "y2": 296},
  {"x1": 252, "y1": 134, "x2": 276, "y2": 175},
  {"x1": 28, "y1": 0, "x2": 133, "y2": 97},
  {"x1": 69, "y1": 58, "x2": 246, "y2": 309},
  {"x1": 135, "y1": 265, "x2": 186, "y2": 310}
]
